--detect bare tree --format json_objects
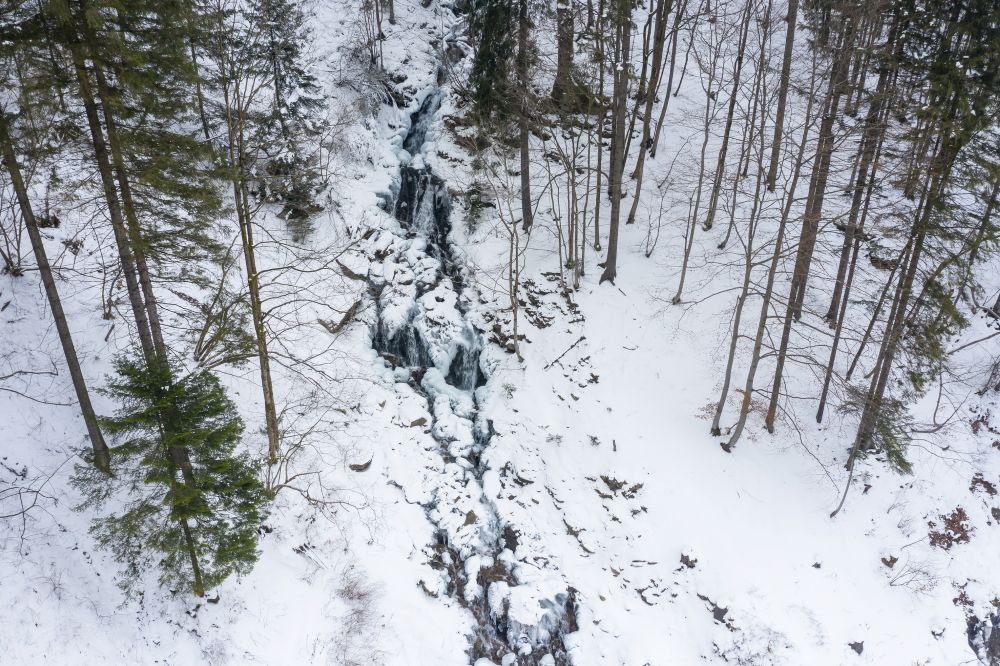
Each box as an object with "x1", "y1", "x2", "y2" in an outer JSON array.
[
  {"x1": 598, "y1": 0, "x2": 634, "y2": 284},
  {"x1": 765, "y1": 0, "x2": 799, "y2": 191}
]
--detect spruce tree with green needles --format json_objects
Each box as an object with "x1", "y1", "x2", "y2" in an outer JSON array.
[
  {"x1": 846, "y1": 0, "x2": 1000, "y2": 478},
  {"x1": 74, "y1": 356, "x2": 269, "y2": 597},
  {"x1": 246, "y1": 0, "x2": 328, "y2": 237},
  {"x1": 467, "y1": 0, "x2": 518, "y2": 123}
]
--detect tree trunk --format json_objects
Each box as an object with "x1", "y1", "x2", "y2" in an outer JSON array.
[
  {"x1": 90, "y1": 64, "x2": 169, "y2": 360},
  {"x1": 787, "y1": 14, "x2": 856, "y2": 319},
  {"x1": 66, "y1": 38, "x2": 156, "y2": 363},
  {"x1": 0, "y1": 111, "x2": 111, "y2": 474},
  {"x1": 961, "y1": 177, "x2": 999, "y2": 302},
  {"x1": 183, "y1": 6, "x2": 212, "y2": 143},
  {"x1": 816, "y1": 137, "x2": 883, "y2": 422},
  {"x1": 764, "y1": 15, "x2": 857, "y2": 431},
  {"x1": 725, "y1": 46, "x2": 819, "y2": 450},
  {"x1": 711, "y1": 44, "x2": 769, "y2": 437},
  {"x1": 624, "y1": 0, "x2": 673, "y2": 226},
  {"x1": 551, "y1": 0, "x2": 575, "y2": 104},
  {"x1": 179, "y1": 516, "x2": 206, "y2": 596},
  {"x1": 702, "y1": 0, "x2": 753, "y2": 232},
  {"x1": 592, "y1": 0, "x2": 607, "y2": 251},
  {"x1": 519, "y1": 0, "x2": 533, "y2": 232},
  {"x1": 672, "y1": 10, "x2": 722, "y2": 303},
  {"x1": 649, "y1": 0, "x2": 687, "y2": 159},
  {"x1": 217, "y1": 52, "x2": 282, "y2": 464},
  {"x1": 824, "y1": 17, "x2": 898, "y2": 324},
  {"x1": 851, "y1": 130, "x2": 959, "y2": 467},
  {"x1": 851, "y1": 227, "x2": 925, "y2": 467},
  {"x1": 765, "y1": 0, "x2": 798, "y2": 191},
  {"x1": 719, "y1": 0, "x2": 772, "y2": 249},
  {"x1": 599, "y1": 0, "x2": 631, "y2": 284},
  {"x1": 845, "y1": 243, "x2": 908, "y2": 381}
]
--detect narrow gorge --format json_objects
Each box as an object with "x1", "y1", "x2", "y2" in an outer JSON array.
[{"x1": 367, "y1": 89, "x2": 577, "y2": 664}]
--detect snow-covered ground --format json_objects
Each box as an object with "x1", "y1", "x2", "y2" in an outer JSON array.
[{"x1": 3, "y1": 0, "x2": 1000, "y2": 664}]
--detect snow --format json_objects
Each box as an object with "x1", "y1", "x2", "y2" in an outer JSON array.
[{"x1": 3, "y1": 0, "x2": 1000, "y2": 664}]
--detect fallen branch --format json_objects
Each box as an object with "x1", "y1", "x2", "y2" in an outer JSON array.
[
  {"x1": 337, "y1": 259, "x2": 367, "y2": 282},
  {"x1": 544, "y1": 335, "x2": 586, "y2": 370},
  {"x1": 319, "y1": 299, "x2": 363, "y2": 335}
]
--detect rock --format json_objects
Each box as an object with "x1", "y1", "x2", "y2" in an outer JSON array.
[
  {"x1": 349, "y1": 457, "x2": 373, "y2": 472},
  {"x1": 969, "y1": 613, "x2": 1000, "y2": 665},
  {"x1": 679, "y1": 553, "x2": 698, "y2": 569}
]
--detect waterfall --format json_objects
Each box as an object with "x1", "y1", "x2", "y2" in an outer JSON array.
[{"x1": 368, "y1": 90, "x2": 576, "y2": 665}]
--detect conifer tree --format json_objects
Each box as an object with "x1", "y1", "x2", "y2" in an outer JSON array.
[
  {"x1": 840, "y1": 0, "x2": 1000, "y2": 489},
  {"x1": 74, "y1": 356, "x2": 269, "y2": 597},
  {"x1": 39, "y1": 0, "x2": 223, "y2": 362},
  {"x1": 246, "y1": 0, "x2": 328, "y2": 235},
  {"x1": 468, "y1": 0, "x2": 518, "y2": 123}
]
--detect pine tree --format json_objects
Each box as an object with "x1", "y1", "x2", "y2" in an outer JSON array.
[
  {"x1": 842, "y1": 0, "x2": 1000, "y2": 485},
  {"x1": 468, "y1": 0, "x2": 518, "y2": 123},
  {"x1": 74, "y1": 356, "x2": 269, "y2": 597},
  {"x1": 38, "y1": 0, "x2": 223, "y2": 364},
  {"x1": 246, "y1": 0, "x2": 328, "y2": 236},
  {"x1": 71, "y1": 0, "x2": 224, "y2": 279}
]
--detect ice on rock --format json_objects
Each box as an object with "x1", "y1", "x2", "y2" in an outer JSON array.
[
  {"x1": 370, "y1": 229, "x2": 395, "y2": 255},
  {"x1": 502, "y1": 576, "x2": 576, "y2": 653},
  {"x1": 413, "y1": 286, "x2": 467, "y2": 372},
  {"x1": 377, "y1": 290, "x2": 417, "y2": 338},
  {"x1": 431, "y1": 400, "x2": 474, "y2": 445},
  {"x1": 462, "y1": 554, "x2": 491, "y2": 600},
  {"x1": 488, "y1": 580, "x2": 512, "y2": 622},
  {"x1": 382, "y1": 261, "x2": 399, "y2": 283},
  {"x1": 480, "y1": 467, "x2": 503, "y2": 502},
  {"x1": 421, "y1": 369, "x2": 475, "y2": 415},
  {"x1": 367, "y1": 88, "x2": 576, "y2": 663},
  {"x1": 396, "y1": 391, "x2": 430, "y2": 427},
  {"x1": 451, "y1": 446, "x2": 473, "y2": 465}
]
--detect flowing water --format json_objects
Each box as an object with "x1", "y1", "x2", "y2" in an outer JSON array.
[{"x1": 368, "y1": 91, "x2": 576, "y2": 664}]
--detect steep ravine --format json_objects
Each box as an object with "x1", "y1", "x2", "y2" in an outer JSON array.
[{"x1": 366, "y1": 90, "x2": 577, "y2": 664}]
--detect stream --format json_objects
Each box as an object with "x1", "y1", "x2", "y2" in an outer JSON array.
[{"x1": 367, "y1": 89, "x2": 577, "y2": 664}]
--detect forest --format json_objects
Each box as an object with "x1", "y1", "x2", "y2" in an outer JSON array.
[{"x1": 1, "y1": 0, "x2": 999, "y2": 664}]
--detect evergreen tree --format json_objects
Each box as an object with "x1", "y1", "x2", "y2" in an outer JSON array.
[
  {"x1": 74, "y1": 357, "x2": 269, "y2": 597},
  {"x1": 34, "y1": 0, "x2": 225, "y2": 364},
  {"x1": 67, "y1": 0, "x2": 224, "y2": 276},
  {"x1": 468, "y1": 0, "x2": 518, "y2": 123},
  {"x1": 246, "y1": 0, "x2": 328, "y2": 236},
  {"x1": 845, "y1": 0, "x2": 1000, "y2": 476}
]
